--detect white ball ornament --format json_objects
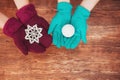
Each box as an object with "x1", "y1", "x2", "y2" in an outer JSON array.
[{"x1": 62, "y1": 24, "x2": 75, "y2": 37}]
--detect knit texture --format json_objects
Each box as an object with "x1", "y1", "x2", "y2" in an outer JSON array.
[
  {"x1": 16, "y1": 4, "x2": 52, "y2": 48},
  {"x1": 3, "y1": 17, "x2": 46, "y2": 55},
  {"x1": 48, "y1": 2, "x2": 73, "y2": 48},
  {"x1": 3, "y1": 4, "x2": 52, "y2": 55}
]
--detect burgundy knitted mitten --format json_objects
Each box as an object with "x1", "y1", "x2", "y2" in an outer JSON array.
[
  {"x1": 16, "y1": 4, "x2": 52, "y2": 48},
  {"x1": 3, "y1": 17, "x2": 46, "y2": 55}
]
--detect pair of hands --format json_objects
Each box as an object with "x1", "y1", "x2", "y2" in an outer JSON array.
[
  {"x1": 48, "y1": 2, "x2": 90, "y2": 49},
  {"x1": 3, "y1": 4, "x2": 52, "y2": 55},
  {"x1": 3, "y1": 2, "x2": 90, "y2": 55}
]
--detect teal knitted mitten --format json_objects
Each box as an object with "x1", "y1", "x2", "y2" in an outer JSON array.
[
  {"x1": 65, "y1": 6, "x2": 90, "y2": 49},
  {"x1": 48, "y1": 2, "x2": 72, "y2": 48}
]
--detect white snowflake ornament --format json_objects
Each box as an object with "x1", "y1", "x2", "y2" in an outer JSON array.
[{"x1": 25, "y1": 24, "x2": 43, "y2": 44}]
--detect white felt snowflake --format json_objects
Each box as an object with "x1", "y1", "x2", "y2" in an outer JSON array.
[{"x1": 25, "y1": 24, "x2": 43, "y2": 44}]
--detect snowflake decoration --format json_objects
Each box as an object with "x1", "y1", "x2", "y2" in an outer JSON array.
[{"x1": 25, "y1": 24, "x2": 43, "y2": 44}]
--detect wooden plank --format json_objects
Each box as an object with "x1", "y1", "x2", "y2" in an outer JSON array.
[{"x1": 0, "y1": 0, "x2": 120, "y2": 80}]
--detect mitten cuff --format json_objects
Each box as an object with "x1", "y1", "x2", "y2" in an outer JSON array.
[
  {"x1": 16, "y1": 4, "x2": 37, "y2": 23},
  {"x1": 57, "y1": 2, "x2": 72, "y2": 13},
  {"x1": 75, "y1": 6, "x2": 90, "y2": 19},
  {"x1": 3, "y1": 17, "x2": 22, "y2": 37}
]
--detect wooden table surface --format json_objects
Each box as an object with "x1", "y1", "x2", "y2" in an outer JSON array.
[{"x1": 0, "y1": 0, "x2": 120, "y2": 80}]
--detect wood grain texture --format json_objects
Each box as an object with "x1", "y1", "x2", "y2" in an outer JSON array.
[{"x1": 0, "y1": 0, "x2": 120, "y2": 80}]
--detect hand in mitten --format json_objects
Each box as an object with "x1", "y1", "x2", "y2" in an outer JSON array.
[
  {"x1": 65, "y1": 6, "x2": 90, "y2": 49},
  {"x1": 3, "y1": 17, "x2": 46, "y2": 55},
  {"x1": 48, "y1": 2, "x2": 72, "y2": 48},
  {"x1": 16, "y1": 4, "x2": 52, "y2": 49}
]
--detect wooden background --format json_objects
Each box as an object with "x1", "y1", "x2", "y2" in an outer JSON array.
[{"x1": 0, "y1": 0, "x2": 120, "y2": 80}]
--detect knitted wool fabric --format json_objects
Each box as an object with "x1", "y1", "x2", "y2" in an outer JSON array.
[
  {"x1": 16, "y1": 4, "x2": 52, "y2": 48},
  {"x1": 3, "y1": 17, "x2": 46, "y2": 55},
  {"x1": 48, "y1": 2, "x2": 72, "y2": 48}
]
